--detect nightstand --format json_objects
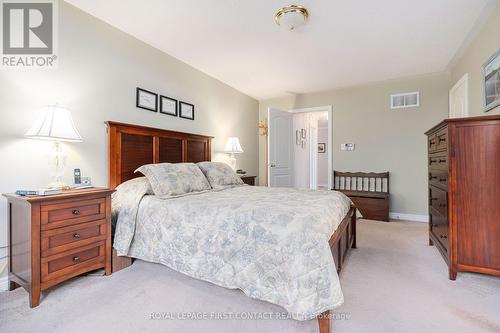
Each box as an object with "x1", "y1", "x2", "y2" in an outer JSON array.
[
  {"x1": 240, "y1": 175, "x2": 257, "y2": 186},
  {"x1": 3, "y1": 188, "x2": 114, "y2": 307}
]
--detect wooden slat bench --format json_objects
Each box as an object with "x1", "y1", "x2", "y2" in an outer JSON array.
[{"x1": 333, "y1": 171, "x2": 390, "y2": 222}]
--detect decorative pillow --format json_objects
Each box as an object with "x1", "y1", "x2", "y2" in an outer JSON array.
[
  {"x1": 197, "y1": 162, "x2": 245, "y2": 189},
  {"x1": 135, "y1": 163, "x2": 211, "y2": 198}
]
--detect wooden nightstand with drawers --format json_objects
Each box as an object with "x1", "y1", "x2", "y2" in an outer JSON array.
[
  {"x1": 240, "y1": 175, "x2": 257, "y2": 186},
  {"x1": 3, "y1": 188, "x2": 114, "y2": 307}
]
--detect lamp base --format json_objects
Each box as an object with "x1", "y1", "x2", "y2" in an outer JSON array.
[
  {"x1": 48, "y1": 140, "x2": 68, "y2": 189},
  {"x1": 48, "y1": 181, "x2": 69, "y2": 190},
  {"x1": 228, "y1": 153, "x2": 237, "y2": 170}
]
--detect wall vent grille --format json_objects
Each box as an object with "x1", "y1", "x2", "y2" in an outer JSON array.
[{"x1": 390, "y1": 91, "x2": 420, "y2": 109}]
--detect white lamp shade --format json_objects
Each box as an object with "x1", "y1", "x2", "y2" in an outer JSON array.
[
  {"x1": 25, "y1": 105, "x2": 83, "y2": 142},
  {"x1": 224, "y1": 137, "x2": 243, "y2": 153}
]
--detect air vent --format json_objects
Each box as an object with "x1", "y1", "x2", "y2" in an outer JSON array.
[{"x1": 390, "y1": 91, "x2": 420, "y2": 109}]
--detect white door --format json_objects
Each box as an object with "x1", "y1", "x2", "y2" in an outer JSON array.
[
  {"x1": 449, "y1": 74, "x2": 469, "y2": 118},
  {"x1": 268, "y1": 108, "x2": 293, "y2": 187}
]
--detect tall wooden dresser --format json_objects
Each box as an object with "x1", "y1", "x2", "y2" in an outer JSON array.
[{"x1": 425, "y1": 115, "x2": 500, "y2": 280}]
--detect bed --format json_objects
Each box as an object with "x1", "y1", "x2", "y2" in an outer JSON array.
[{"x1": 106, "y1": 121, "x2": 357, "y2": 333}]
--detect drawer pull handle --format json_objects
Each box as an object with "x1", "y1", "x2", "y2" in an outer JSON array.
[
  {"x1": 439, "y1": 137, "x2": 446, "y2": 142},
  {"x1": 439, "y1": 159, "x2": 446, "y2": 163},
  {"x1": 72, "y1": 209, "x2": 80, "y2": 215},
  {"x1": 72, "y1": 256, "x2": 80, "y2": 263},
  {"x1": 429, "y1": 141, "x2": 436, "y2": 146},
  {"x1": 430, "y1": 160, "x2": 436, "y2": 164},
  {"x1": 439, "y1": 178, "x2": 446, "y2": 182},
  {"x1": 431, "y1": 198, "x2": 438, "y2": 201},
  {"x1": 73, "y1": 233, "x2": 81, "y2": 239},
  {"x1": 430, "y1": 176, "x2": 438, "y2": 180}
]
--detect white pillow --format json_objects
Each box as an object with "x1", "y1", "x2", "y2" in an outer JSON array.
[
  {"x1": 135, "y1": 163, "x2": 211, "y2": 198},
  {"x1": 197, "y1": 162, "x2": 244, "y2": 189}
]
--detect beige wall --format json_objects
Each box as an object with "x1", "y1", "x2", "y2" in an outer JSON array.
[
  {"x1": 450, "y1": 4, "x2": 500, "y2": 116},
  {"x1": 0, "y1": 3, "x2": 258, "y2": 285},
  {"x1": 259, "y1": 73, "x2": 451, "y2": 216}
]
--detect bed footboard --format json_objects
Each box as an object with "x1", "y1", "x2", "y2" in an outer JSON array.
[{"x1": 318, "y1": 205, "x2": 357, "y2": 333}]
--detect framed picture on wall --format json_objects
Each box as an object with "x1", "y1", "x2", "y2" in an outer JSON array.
[
  {"x1": 482, "y1": 49, "x2": 500, "y2": 112},
  {"x1": 136, "y1": 88, "x2": 157, "y2": 112},
  {"x1": 318, "y1": 143, "x2": 326, "y2": 153},
  {"x1": 160, "y1": 95, "x2": 178, "y2": 116},
  {"x1": 295, "y1": 130, "x2": 301, "y2": 145},
  {"x1": 179, "y1": 101, "x2": 195, "y2": 120}
]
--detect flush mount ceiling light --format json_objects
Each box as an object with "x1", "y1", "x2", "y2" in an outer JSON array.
[{"x1": 274, "y1": 5, "x2": 309, "y2": 31}]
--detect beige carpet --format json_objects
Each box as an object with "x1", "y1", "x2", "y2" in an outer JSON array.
[{"x1": 1, "y1": 220, "x2": 499, "y2": 333}]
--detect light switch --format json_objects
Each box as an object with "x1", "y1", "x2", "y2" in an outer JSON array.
[{"x1": 341, "y1": 143, "x2": 355, "y2": 151}]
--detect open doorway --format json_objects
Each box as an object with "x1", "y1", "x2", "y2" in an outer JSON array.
[
  {"x1": 291, "y1": 108, "x2": 331, "y2": 190},
  {"x1": 267, "y1": 105, "x2": 333, "y2": 189}
]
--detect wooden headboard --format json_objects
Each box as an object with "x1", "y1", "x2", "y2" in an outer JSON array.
[{"x1": 106, "y1": 121, "x2": 213, "y2": 189}]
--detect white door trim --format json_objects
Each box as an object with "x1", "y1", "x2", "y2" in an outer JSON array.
[
  {"x1": 449, "y1": 73, "x2": 469, "y2": 118},
  {"x1": 290, "y1": 105, "x2": 333, "y2": 190}
]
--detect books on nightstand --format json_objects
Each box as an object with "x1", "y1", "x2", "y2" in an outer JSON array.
[{"x1": 15, "y1": 188, "x2": 63, "y2": 196}]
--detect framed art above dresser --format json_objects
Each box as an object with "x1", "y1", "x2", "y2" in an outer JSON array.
[{"x1": 425, "y1": 115, "x2": 500, "y2": 280}]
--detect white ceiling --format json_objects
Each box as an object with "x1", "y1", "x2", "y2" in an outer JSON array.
[{"x1": 67, "y1": 0, "x2": 491, "y2": 100}]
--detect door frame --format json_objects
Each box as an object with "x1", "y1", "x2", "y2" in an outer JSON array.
[
  {"x1": 290, "y1": 105, "x2": 333, "y2": 190},
  {"x1": 449, "y1": 73, "x2": 469, "y2": 118}
]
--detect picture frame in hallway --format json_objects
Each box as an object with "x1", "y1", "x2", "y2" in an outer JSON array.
[
  {"x1": 318, "y1": 143, "x2": 326, "y2": 153},
  {"x1": 136, "y1": 88, "x2": 157, "y2": 112},
  {"x1": 482, "y1": 48, "x2": 500, "y2": 112},
  {"x1": 160, "y1": 95, "x2": 178, "y2": 116},
  {"x1": 179, "y1": 101, "x2": 195, "y2": 120},
  {"x1": 295, "y1": 130, "x2": 301, "y2": 145}
]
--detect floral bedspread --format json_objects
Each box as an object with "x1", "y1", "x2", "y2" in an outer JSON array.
[{"x1": 113, "y1": 183, "x2": 352, "y2": 320}]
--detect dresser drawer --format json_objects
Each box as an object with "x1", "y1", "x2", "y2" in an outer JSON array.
[
  {"x1": 428, "y1": 134, "x2": 438, "y2": 153},
  {"x1": 41, "y1": 220, "x2": 107, "y2": 257},
  {"x1": 435, "y1": 127, "x2": 448, "y2": 151},
  {"x1": 429, "y1": 171, "x2": 448, "y2": 190},
  {"x1": 41, "y1": 242, "x2": 105, "y2": 282},
  {"x1": 430, "y1": 211, "x2": 449, "y2": 253},
  {"x1": 41, "y1": 197, "x2": 106, "y2": 230},
  {"x1": 429, "y1": 185, "x2": 447, "y2": 217},
  {"x1": 428, "y1": 153, "x2": 448, "y2": 171}
]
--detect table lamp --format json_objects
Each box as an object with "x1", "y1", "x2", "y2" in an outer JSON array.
[
  {"x1": 25, "y1": 105, "x2": 83, "y2": 189},
  {"x1": 224, "y1": 137, "x2": 243, "y2": 170}
]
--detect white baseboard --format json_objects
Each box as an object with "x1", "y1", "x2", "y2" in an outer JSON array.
[
  {"x1": 389, "y1": 212, "x2": 428, "y2": 223},
  {"x1": 0, "y1": 276, "x2": 8, "y2": 291}
]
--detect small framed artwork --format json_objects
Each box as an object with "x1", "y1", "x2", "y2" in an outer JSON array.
[
  {"x1": 179, "y1": 101, "x2": 195, "y2": 120},
  {"x1": 482, "y1": 49, "x2": 500, "y2": 112},
  {"x1": 160, "y1": 95, "x2": 178, "y2": 116},
  {"x1": 295, "y1": 130, "x2": 301, "y2": 145},
  {"x1": 136, "y1": 88, "x2": 157, "y2": 112},
  {"x1": 318, "y1": 143, "x2": 326, "y2": 153}
]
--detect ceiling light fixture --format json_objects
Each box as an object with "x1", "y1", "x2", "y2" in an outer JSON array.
[{"x1": 274, "y1": 5, "x2": 309, "y2": 31}]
